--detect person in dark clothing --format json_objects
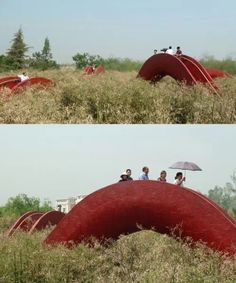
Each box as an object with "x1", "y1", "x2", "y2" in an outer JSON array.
[
  {"x1": 176, "y1": 46, "x2": 183, "y2": 56},
  {"x1": 161, "y1": 47, "x2": 168, "y2": 53},
  {"x1": 126, "y1": 169, "x2": 133, "y2": 180},
  {"x1": 119, "y1": 172, "x2": 129, "y2": 182}
]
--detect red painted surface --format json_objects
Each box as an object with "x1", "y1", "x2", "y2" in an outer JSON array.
[
  {"x1": 12, "y1": 212, "x2": 44, "y2": 235},
  {"x1": 7, "y1": 211, "x2": 37, "y2": 236},
  {"x1": 83, "y1": 66, "x2": 94, "y2": 75},
  {"x1": 0, "y1": 78, "x2": 21, "y2": 90},
  {"x1": 178, "y1": 56, "x2": 218, "y2": 93},
  {"x1": 138, "y1": 53, "x2": 197, "y2": 85},
  {"x1": 11, "y1": 77, "x2": 54, "y2": 92},
  {"x1": 181, "y1": 55, "x2": 214, "y2": 83},
  {"x1": 206, "y1": 68, "x2": 231, "y2": 79},
  {"x1": 137, "y1": 54, "x2": 228, "y2": 94},
  {"x1": 95, "y1": 65, "x2": 105, "y2": 75},
  {"x1": 0, "y1": 76, "x2": 19, "y2": 84},
  {"x1": 44, "y1": 181, "x2": 236, "y2": 255},
  {"x1": 29, "y1": 211, "x2": 65, "y2": 234}
]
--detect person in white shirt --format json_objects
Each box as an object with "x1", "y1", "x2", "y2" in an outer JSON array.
[
  {"x1": 18, "y1": 72, "x2": 29, "y2": 82},
  {"x1": 174, "y1": 172, "x2": 185, "y2": 187},
  {"x1": 166, "y1": 46, "x2": 174, "y2": 55}
]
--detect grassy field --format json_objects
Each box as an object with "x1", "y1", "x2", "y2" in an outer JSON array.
[
  {"x1": 0, "y1": 216, "x2": 236, "y2": 283},
  {"x1": 0, "y1": 69, "x2": 235, "y2": 124}
]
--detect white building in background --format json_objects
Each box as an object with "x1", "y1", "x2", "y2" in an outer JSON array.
[{"x1": 56, "y1": 195, "x2": 87, "y2": 213}]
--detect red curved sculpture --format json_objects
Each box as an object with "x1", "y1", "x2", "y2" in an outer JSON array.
[
  {"x1": 0, "y1": 76, "x2": 54, "y2": 94},
  {"x1": 0, "y1": 76, "x2": 19, "y2": 84},
  {"x1": 11, "y1": 77, "x2": 54, "y2": 92},
  {"x1": 181, "y1": 55, "x2": 214, "y2": 83},
  {"x1": 138, "y1": 53, "x2": 197, "y2": 85},
  {"x1": 83, "y1": 66, "x2": 94, "y2": 75},
  {"x1": 0, "y1": 78, "x2": 21, "y2": 90},
  {"x1": 138, "y1": 54, "x2": 226, "y2": 95},
  {"x1": 44, "y1": 181, "x2": 236, "y2": 255},
  {"x1": 94, "y1": 65, "x2": 105, "y2": 75},
  {"x1": 10, "y1": 212, "x2": 44, "y2": 235},
  {"x1": 178, "y1": 56, "x2": 218, "y2": 93},
  {"x1": 29, "y1": 211, "x2": 65, "y2": 234},
  {"x1": 206, "y1": 68, "x2": 231, "y2": 79},
  {"x1": 83, "y1": 65, "x2": 105, "y2": 76},
  {"x1": 7, "y1": 211, "x2": 37, "y2": 236}
]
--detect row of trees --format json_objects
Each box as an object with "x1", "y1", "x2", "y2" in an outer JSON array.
[
  {"x1": 1, "y1": 28, "x2": 236, "y2": 73},
  {"x1": 0, "y1": 28, "x2": 142, "y2": 73},
  {"x1": 0, "y1": 28, "x2": 58, "y2": 72}
]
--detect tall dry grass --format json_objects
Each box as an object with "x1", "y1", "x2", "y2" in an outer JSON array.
[
  {"x1": 0, "y1": 221, "x2": 235, "y2": 283},
  {"x1": 0, "y1": 70, "x2": 235, "y2": 124}
]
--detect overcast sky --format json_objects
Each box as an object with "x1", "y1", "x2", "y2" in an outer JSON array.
[
  {"x1": 0, "y1": 125, "x2": 235, "y2": 206},
  {"x1": 1, "y1": 0, "x2": 236, "y2": 63}
]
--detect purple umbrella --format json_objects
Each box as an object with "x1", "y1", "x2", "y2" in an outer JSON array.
[{"x1": 169, "y1": 161, "x2": 202, "y2": 177}]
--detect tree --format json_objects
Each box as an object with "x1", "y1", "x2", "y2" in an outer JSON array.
[
  {"x1": 1, "y1": 194, "x2": 53, "y2": 217},
  {"x1": 41, "y1": 37, "x2": 53, "y2": 62},
  {"x1": 30, "y1": 37, "x2": 58, "y2": 70},
  {"x1": 0, "y1": 55, "x2": 12, "y2": 72},
  {"x1": 7, "y1": 28, "x2": 29, "y2": 69},
  {"x1": 208, "y1": 173, "x2": 236, "y2": 213},
  {"x1": 72, "y1": 52, "x2": 103, "y2": 69}
]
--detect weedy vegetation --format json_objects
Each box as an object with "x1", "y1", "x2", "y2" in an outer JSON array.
[
  {"x1": 0, "y1": 69, "x2": 235, "y2": 124},
  {"x1": 0, "y1": 218, "x2": 236, "y2": 283}
]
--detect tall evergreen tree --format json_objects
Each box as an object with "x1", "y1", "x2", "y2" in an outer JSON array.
[
  {"x1": 7, "y1": 28, "x2": 29, "y2": 69},
  {"x1": 30, "y1": 37, "x2": 58, "y2": 70},
  {"x1": 41, "y1": 37, "x2": 52, "y2": 62}
]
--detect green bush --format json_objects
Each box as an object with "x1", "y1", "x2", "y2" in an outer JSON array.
[
  {"x1": 0, "y1": 55, "x2": 12, "y2": 72},
  {"x1": 1, "y1": 194, "x2": 53, "y2": 217},
  {"x1": 72, "y1": 52, "x2": 103, "y2": 69},
  {"x1": 200, "y1": 56, "x2": 236, "y2": 75},
  {"x1": 102, "y1": 57, "x2": 142, "y2": 72},
  {"x1": 72, "y1": 52, "x2": 142, "y2": 72}
]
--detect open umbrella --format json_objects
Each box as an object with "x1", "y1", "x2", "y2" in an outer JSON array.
[{"x1": 169, "y1": 161, "x2": 202, "y2": 177}]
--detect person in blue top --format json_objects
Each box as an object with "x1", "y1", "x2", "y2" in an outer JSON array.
[{"x1": 139, "y1": 167, "x2": 149, "y2": 180}]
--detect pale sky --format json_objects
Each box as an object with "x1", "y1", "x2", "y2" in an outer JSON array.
[
  {"x1": 0, "y1": 125, "x2": 235, "y2": 206},
  {"x1": 0, "y1": 0, "x2": 236, "y2": 63}
]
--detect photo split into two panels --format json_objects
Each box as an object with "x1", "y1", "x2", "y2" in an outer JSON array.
[{"x1": 0, "y1": 0, "x2": 236, "y2": 282}]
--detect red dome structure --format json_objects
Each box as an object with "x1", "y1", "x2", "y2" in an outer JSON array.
[
  {"x1": 29, "y1": 211, "x2": 65, "y2": 234},
  {"x1": 206, "y1": 68, "x2": 231, "y2": 79},
  {"x1": 7, "y1": 211, "x2": 65, "y2": 236},
  {"x1": 138, "y1": 54, "x2": 231, "y2": 95},
  {"x1": 8, "y1": 212, "x2": 44, "y2": 236},
  {"x1": 0, "y1": 77, "x2": 21, "y2": 90},
  {"x1": 0, "y1": 76, "x2": 54, "y2": 93},
  {"x1": 44, "y1": 181, "x2": 236, "y2": 255}
]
